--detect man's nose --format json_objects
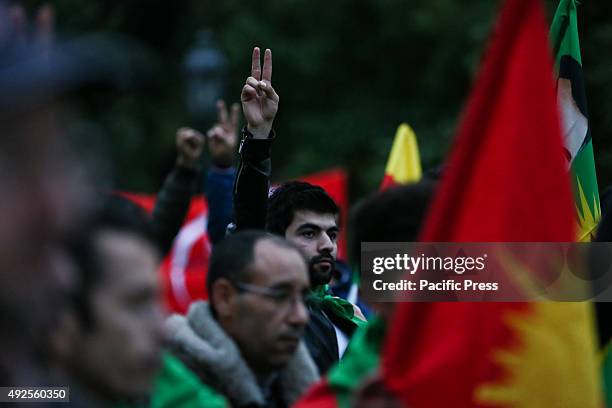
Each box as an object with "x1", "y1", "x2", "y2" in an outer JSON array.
[
  {"x1": 317, "y1": 232, "x2": 334, "y2": 254},
  {"x1": 287, "y1": 298, "x2": 309, "y2": 327}
]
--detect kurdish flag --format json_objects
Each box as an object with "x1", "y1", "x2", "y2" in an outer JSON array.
[
  {"x1": 550, "y1": 1, "x2": 610, "y2": 405},
  {"x1": 380, "y1": 0, "x2": 602, "y2": 407},
  {"x1": 380, "y1": 123, "x2": 422, "y2": 190},
  {"x1": 550, "y1": 0, "x2": 600, "y2": 241}
]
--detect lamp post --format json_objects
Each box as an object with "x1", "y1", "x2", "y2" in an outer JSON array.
[{"x1": 184, "y1": 30, "x2": 227, "y2": 124}]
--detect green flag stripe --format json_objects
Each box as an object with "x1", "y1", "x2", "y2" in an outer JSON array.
[
  {"x1": 550, "y1": 0, "x2": 600, "y2": 240},
  {"x1": 550, "y1": 0, "x2": 582, "y2": 66},
  {"x1": 327, "y1": 317, "x2": 386, "y2": 408}
]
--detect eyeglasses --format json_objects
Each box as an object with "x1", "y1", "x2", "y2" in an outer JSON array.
[{"x1": 233, "y1": 282, "x2": 311, "y2": 311}]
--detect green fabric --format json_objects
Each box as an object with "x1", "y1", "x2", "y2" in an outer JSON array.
[
  {"x1": 550, "y1": 0, "x2": 582, "y2": 65},
  {"x1": 550, "y1": 0, "x2": 604, "y2": 402},
  {"x1": 118, "y1": 353, "x2": 228, "y2": 408},
  {"x1": 549, "y1": 0, "x2": 601, "y2": 241},
  {"x1": 326, "y1": 316, "x2": 387, "y2": 408},
  {"x1": 311, "y1": 285, "x2": 367, "y2": 328},
  {"x1": 603, "y1": 343, "x2": 612, "y2": 408}
]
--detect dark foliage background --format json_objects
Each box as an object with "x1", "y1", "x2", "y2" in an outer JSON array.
[{"x1": 25, "y1": 0, "x2": 612, "y2": 202}]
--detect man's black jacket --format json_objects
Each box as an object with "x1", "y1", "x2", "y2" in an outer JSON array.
[{"x1": 232, "y1": 128, "x2": 346, "y2": 374}]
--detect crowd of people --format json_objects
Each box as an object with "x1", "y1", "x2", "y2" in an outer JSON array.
[
  {"x1": 0, "y1": 3, "x2": 419, "y2": 406},
  {"x1": 2, "y1": 2, "x2": 609, "y2": 408}
]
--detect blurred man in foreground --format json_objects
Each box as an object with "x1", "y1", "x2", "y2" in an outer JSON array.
[
  {"x1": 0, "y1": 2, "x2": 132, "y2": 387},
  {"x1": 49, "y1": 197, "x2": 166, "y2": 405}
]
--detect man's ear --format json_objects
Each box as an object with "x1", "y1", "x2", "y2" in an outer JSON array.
[{"x1": 211, "y1": 278, "x2": 238, "y2": 319}]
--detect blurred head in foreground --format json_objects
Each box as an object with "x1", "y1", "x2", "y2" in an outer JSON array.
[
  {"x1": 0, "y1": 1, "x2": 150, "y2": 384},
  {"x1": 50, "y1": 196, "x2": 164, "y2": 402}
]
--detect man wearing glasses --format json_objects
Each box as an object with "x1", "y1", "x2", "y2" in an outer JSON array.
[{"x1": 166, "y1": 230, "x2": 318, "y2": 408}]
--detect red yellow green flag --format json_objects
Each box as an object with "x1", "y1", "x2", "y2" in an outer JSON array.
[
  {"x1": 381, "y1": 0, "x2": 602, "y2": 407},
  {"x1": 550, "y1": 0, "x2": 600, "y2": 242}
]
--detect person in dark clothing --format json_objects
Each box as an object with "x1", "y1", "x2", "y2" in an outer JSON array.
[
  {"x1": 204, "y1": 100, "x2": 240, "y2": 245},
  {"x1": 231, "y1": 47, "x2": 364, "y2": 375},
  {"x1": 348, "y1": 181, "x2": 437, "y2": 320},
  {"x1": 313, "y1": 181, "x2": 437, "y2": 407},
  {"x1": 151, "y1": 127, "x2": 205, "y2": 254},
  {"x1": 166, "y1": 231, "x2": 318, "y2": 408},
  {"x1": 151, "y1": 99, "x2": 241, "y2": 254}
]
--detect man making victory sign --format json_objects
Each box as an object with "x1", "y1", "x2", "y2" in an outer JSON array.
[{"x1": 232, "y1": 47, "x2": 365, "y2": 375}]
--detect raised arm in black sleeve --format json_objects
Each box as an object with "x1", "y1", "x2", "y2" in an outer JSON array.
[
  {"x1": 232, "y1": 127, "x2": 275, "y2": 232},
  {"x1": 151, "y1": 165, "x2": 197, "y2": 254}
]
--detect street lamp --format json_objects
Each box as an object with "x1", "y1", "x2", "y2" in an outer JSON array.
[{"x1": 184, "y1": 30, "x2": 227, "y2": 123}]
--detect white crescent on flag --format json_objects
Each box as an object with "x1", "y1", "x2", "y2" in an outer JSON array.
[{"x1": 557, "y1": 78, "x2": 588, "y2": 165}]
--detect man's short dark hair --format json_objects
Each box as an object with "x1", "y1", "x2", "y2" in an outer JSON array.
[
  {"x1": 348, "y1": 181, "x2": 437, "y2": 267},
  {"x1": 266, "y1": 181, "x2": 339, "y2": 236},
  {"x1": 206, "y1": 230, "x2": 303, "y2": 301},
  {"x1": 64, "y1": 194, "x2": 155, "y2": 330}
]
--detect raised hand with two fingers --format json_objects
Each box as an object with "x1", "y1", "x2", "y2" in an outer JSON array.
[
  {"x1": 207, "y1": 100, "x2": 240, "y2": 168},
  {"x1": 241, "y1": 47, "x2": 279, "y2": 139}
]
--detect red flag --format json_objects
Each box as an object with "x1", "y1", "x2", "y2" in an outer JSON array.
[
  {"x1": 381, "y1": 0, "x2": 600, "y2": 407},
  {"x1": 119, "y1": 192, "x2": 211, "y2": 314},
  {"x1": 299, "y1": 168, "x2": 349, "y2": 259},
  {"x1": 296, "y1": 380, "x2": 340, "y2": 407}
]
